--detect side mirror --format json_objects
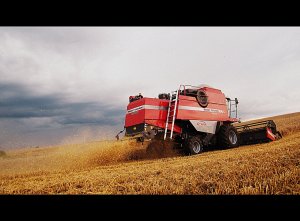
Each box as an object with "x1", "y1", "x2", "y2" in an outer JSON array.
[{"x1": 235, "y1": 98, "x2": 239, "y2": 104}]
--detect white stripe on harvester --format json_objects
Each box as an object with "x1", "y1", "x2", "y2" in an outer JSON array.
[
  {"x1": 178, "y1": 105, "x2": 225, "y2": 114},
  {"x1": 127, "y1": 105, "x2": 225, "y2": 114},
  {"x1": 127, "y1": 105, "x2": 168, "y2": 114}
]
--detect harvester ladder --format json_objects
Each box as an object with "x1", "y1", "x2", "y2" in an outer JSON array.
[{"x1": 164, "y1": 90, "x2": 179, "y2": 140}]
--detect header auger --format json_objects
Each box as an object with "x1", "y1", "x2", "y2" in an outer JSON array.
[{"x1": 118, "y1": 84, "x2": 281, "y2": 155}]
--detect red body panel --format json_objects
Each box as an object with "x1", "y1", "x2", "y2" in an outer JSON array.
[
  {"x1": 125, "y1": 86, "x2": 237, "y2": 134},
  {"x1": 125, "y1": 98, "x2": 168, "y2": 127},
  {"x1": 176, "y1": 88, "x2": 236, "y2": 122},
  {"x1": 125, "y1": 98, "x2": 182, "y2": 133},
  {"x1": 145, "y1": 119, "x2": 182, "y2": 133},
  {"x1": 266, "y1": 127, "x2": 276, "y2": 141}
]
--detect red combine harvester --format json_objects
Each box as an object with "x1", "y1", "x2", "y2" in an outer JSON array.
[{"x1": 118, "y1": 84, "x2": 281, "y2": 155}]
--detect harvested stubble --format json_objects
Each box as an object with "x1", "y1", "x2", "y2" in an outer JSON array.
[{"x1": 0, "y1": 112, "x2": 299, "y2": 194}]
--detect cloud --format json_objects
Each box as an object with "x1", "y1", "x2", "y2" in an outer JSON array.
[
  {"x1": 0, "y1": 83, "x2": 63, "y2": 118},
  {"x1": 0, "y1": 82, "x2": 125, "y2": 148},
  {"x1": 0, "y1": 27, "x2": 300, "y2": 148},
  {"x1": 0, "y1": 82, "x2": 125, "y2": 124}
]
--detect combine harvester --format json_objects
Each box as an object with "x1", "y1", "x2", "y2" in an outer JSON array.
[{"x1": 117, "y1": 84, "x2": 282, "y2": 155}]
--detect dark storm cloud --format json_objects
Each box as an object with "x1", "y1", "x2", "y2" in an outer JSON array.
[
  {"x1": 0, "y1": 82, "x2": 125, "y2": 126},
  {"x1": 56, "y1": 103, "x2": 125, "y2": 126},
  {"x1": 0, "y1": 83, "x2": 64, "y2": 118}
]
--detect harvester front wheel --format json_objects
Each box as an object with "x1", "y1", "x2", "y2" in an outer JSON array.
[
  {"x1": 186, "y1": 136, "x2": 204, "y2": 155},
  {"x1": 218, "y1": 124, "x2": 240, "y2": 148}
]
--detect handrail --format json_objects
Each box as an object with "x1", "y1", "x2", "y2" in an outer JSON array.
[{"x1": 178, "y1": 84, "x2": 205, "y2": 96}]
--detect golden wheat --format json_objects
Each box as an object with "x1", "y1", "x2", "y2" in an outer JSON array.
[{"x1": 0, "y1": 112, "x2": 299, "y2": 194}]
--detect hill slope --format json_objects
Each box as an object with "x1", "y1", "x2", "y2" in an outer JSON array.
[{"x1": 0, "y1": 112, "x2": 299, "y2": 194}]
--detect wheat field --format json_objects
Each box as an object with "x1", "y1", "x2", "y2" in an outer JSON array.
[{"x1": 0, "y1": 112, "x2": 299, "y2": 194}]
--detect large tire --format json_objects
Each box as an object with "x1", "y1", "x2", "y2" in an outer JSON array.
[
  {"x1": 217, "y1": 124, "x2": 240, "y2": 148},
  {"x1": 186, "y1": 136, "x2": 204, "y2": 155}
]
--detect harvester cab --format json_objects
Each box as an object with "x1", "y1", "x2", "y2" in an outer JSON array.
[
  {"x1": 226, "y1": 97, "x2": 239, "y2": 120},
  {"x1": 120, "y1": 84, "x2": 281, "y2": 155}
]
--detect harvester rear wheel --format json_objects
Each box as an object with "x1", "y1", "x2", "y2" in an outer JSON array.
[
  {"x1": 186, "y1": 136, "x2": 204, "y2": 155},
  {"x1": 218, "y1": 124, "x2": 240, "y2": 148}
]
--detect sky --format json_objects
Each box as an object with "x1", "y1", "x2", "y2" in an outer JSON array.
[{"x1": 0, "y1": 27, "x2": 299, "y2": 149}]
